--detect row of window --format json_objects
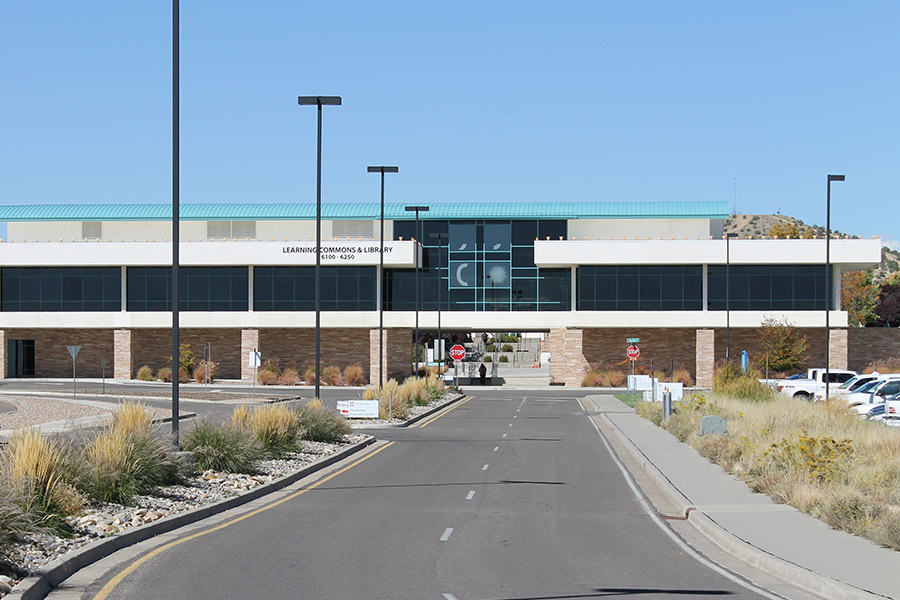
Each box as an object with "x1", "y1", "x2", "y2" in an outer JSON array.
[{"x1": 0, "y1": 265, "x2": 833, "y2": 312}]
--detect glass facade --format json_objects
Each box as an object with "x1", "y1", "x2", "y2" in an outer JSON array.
[
  {"x1": 707, "y1": 265, "x2": 831, "y2": 311},
  {"x1": 127, "y1": 266, "x2": 249, "y2": 311},
  {"x1": 578, "y1": 266, "x2": 703, "y2": 311},
  {"x1": 254, "y1": 266, "x2": 375, "y2": 311},
  {"x1": 387, "y1": 220, "x2": 570, "y2": 311},
  {"x1": 1, "y1": 267, "x2": 121, "y2": 311}
]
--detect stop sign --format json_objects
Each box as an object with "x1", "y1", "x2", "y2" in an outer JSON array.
[
  {"x1": 626, "y1": 345, "x2": 640, "y2": 361},
  {"x1": 449, "y1": 344, "x2": 466, "y2": 361}
]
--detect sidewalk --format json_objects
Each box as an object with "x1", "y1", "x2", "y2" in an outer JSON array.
[{"x1": 584, "y1": 394, "x2": 899, "y2": 600}]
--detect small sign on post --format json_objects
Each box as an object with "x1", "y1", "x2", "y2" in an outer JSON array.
[{"x1": 67, "y1": 346, "x2": 81, "y2": 401}]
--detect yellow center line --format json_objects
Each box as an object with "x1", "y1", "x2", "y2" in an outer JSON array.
[
  {"x1": 417, "y1": 396, "x2": 473, "y2": 428},
  {"x1": 93, "y1": 441, "x2": 395, "y2": 600}
]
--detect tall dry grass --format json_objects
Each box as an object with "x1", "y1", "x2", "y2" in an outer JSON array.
[
  {"x1": 642, "y1": 392, "x2": 900, "y2": 550},
  {"x1": 233, "y1": 404, "x2": 302, "y2": 456}
]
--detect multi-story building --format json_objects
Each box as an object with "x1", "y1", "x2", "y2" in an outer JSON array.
[{"x1": 0, "y1": 201, "x2": 883, "y2": 385}]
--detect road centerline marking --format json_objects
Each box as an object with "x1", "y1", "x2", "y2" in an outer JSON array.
[
  {"x1": 440, "y1": 528, "x2": 454, "y2": 541},
  {"x1": 482, "y1": 464, "x2": 489, "y2": 470},
  {"x1": 466, "y1": 490, "x2": 475, "y2": 500},
  {"x1": 502, "y1": 433, "x2": 507, "y2": 438},
  {"x1": 493, "y1": 446, "x2": 499, "y2": 452}
]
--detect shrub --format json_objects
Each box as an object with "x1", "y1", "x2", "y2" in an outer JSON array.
[
  {"x1": 672, "y1": 369, "x2": 695, "y2": 386},
  {"x1": 343, "y1": 364, "x2": 365, "y2": 386},
  {"x1": 402, "y1": 376, "x2": 430, "y2": 406},
  {"x1": 485, "y1": 343, "x2": 496, "y2": 352},
  {"x1": 304, "y1": 366, "x2": 317, "y2": 385},
  {"x1": 193, "y1": 361, "x2": 218, "y2": 384},
  {"x1": 322, "y1": 365, "x2": 343, "y2": 386},
  {"x1": 278, "y1": 367, "x2": 300, "y2": 386},
  {"x1": 501, "y1": 344, "x2": 514, "y2": 352},
  {"x1": 158, "y1": 367, "x2": 173, "y2": 382},
  {"x1": 258, "y1": 370, "x2": 279, "y2": 385},
  {"x1": 483, "y1": 355, "x2": 492, "y2": 363},
  {"x1": 296, "y1": 399, "x2": 350, "y2": 443},
  {"x1": 498, "y1": 355, "x2": 509, "y2": 363},
  {"x1": 500, "y1": 334, "x2": 519, "y2": 343},
  {"x1": 864, "y1": 356, "x2": 900, "y2": 374},
  {"x1": 242, "y1": 404, "x2": 301, "y2": 456},
  {"x1": 714, "y1": 364, "x2": 775, "y2": 402},
  {"x1": 183, "y1": 420, "x2": 264, "y2": 473},
  {"x1": 601, "y1": 370, "x2": 625, "y2": 387},
  {"x1": 426, "y1": 373, "x2": 445, "y2": 400},
  {"x1": 376, "y1": 380, "x2": 409, "y2": 420},
  {"x1": 136, "y1": 365, "x2": 154, "y2": 381},
  {"x1": 755, "y1": 316, "x2": 809, "y2": 373}
]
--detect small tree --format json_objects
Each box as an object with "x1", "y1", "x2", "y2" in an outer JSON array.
[
  {"x1": 874, "y1": 282, "x2": 900, "y2": 327},
  {"x1": 755, "y1": 317, "x2": 809, "y2": 373},
  {"x1": 842, "y1": 269, "x2": 878, "y2": 327}
]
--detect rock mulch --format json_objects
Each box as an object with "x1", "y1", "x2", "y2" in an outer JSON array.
[{"x1": 1, "y1": 434, "x2": 370, "y2": 596}]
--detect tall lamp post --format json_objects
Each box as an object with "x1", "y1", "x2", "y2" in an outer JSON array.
[
  {"x1": 298, "y1": 95, "x2": 341, "y2": 401},
  {"x1": 430, "y1": 232, "x2": 449, "y2": 373},
  {"x1": 405, "y1": 205, "x2": 429, "y2": 376},
  {"x1": 825, "y1": 174, "x2": 845, "y2": 402},
  {"x1": 368, "y1": 166, "x2": 398, "y2": 388},
  {"x1": 171, "y1": 0, "x2": 181, "y2": 445},
  {"x1": 725, "y1": 232, "x2": 738, "y2": 362}
]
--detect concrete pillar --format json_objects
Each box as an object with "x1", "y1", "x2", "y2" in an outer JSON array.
[
  {"x1": 829, "y1": 328, "x2": 848, "y2": 370},
  {"x1": 0, "y1": 330, "x2": 6, "y2": 379},
  {"x1": 696, "y1": 329, "x2": 715, "y2": 389},
  {"x1": 369, "y1": 329, "x2": 385, "y2": 387},
  {"x1": 241, "y1": 329, "x2": 259, "y2": 382},
  {"x1": 113, "y1": 329, "x2": 133, "y2": 379}
]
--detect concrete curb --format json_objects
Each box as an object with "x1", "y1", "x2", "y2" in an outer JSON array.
[
  {"x1": 399, "y1": 393, "x2": 467, "y2": 427},
  {"x1": 6, "y1": 437, "x2": 375, "y2": 600},
  {"x1": 593, "y1": 406, "x2": 886, "y2": 600}
]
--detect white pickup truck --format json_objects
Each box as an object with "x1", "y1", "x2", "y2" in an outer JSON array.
[{"x1": 766, "y1": 368, "x2": 859, "y2": 400}]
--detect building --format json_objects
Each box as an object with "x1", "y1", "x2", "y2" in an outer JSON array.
[{"x1": 0, "y1": 201, "x2": 883, "y2": 386}]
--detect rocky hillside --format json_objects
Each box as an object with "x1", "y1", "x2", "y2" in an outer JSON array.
[{"x1": 724, "y1": 214, "x2": 899, "y2": 282}]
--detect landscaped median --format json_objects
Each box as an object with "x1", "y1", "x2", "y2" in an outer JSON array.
[
  {"x1": 0, "y1": 376, "x2": 459, "y2": 599},
  {"x1": 636, "y1": 365, "x2": 900, "y2": 552}
]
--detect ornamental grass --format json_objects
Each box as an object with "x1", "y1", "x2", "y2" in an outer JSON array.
[
  {"x1": 233, "y1": 404, "x2": 302, "y2": 457},
  {"x1": 638, "y1": 390, "x2": 900, "y2": 550},
  {"x1": 183, "y1": 420, "x2": 265, "y2": 473},
  {"x1": 296, "y1": 399, "x2": 350, "y2": 443}
]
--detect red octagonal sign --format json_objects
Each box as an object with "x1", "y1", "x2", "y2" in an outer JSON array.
[
  {"x1": 626, "y1": 345, "x2": 641, "y2": 361},
  {"x1": 449, "y1": 344, "x2": 467, "y2": 361}
]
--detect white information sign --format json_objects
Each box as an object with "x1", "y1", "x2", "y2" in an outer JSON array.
[
  {"x1": 656, "y1": 382, "x2": 684, "y2": 402},
  {"x1": 336, "y1": 400, "x2": 379, "y2": 419},
  {"x1": 628, "y1": 375, "x2": 653, "y2": 391},
  {"x1": 248, "y1": 351, "x2": 262, "y2": 367}
]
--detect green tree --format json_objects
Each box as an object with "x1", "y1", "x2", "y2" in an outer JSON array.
[
  {"x1": 842, "y1": 270, "x2": 878, "y2": 326},
  {"x1": 755, "y1": 317, "x2": 809, "y2": 373}
]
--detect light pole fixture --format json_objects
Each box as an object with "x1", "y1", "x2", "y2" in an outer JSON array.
[
  {"x1": 430, "y1": 232, "x2": 449, "y2": 374},
  {"x1": 368, "y1": 166, "x2": 398, "y2": 388},
  {"x1": 825, "y1": 174, "x2": 845, "y2": 402},
  {"x1": 171, "y1": 0, "x2": 181, "y2": 446},
  {"x1": 298, "y1": 95, "x2": 341, "y2": 401},
  {"x1": 725, "y1": 232, "x2": 738, "y2": 363},
  {"x1": 405, "y1": 205, "x2": 429, "y2": 376}
]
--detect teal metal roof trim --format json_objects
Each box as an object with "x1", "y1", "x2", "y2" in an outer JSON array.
[{"x1": 0, "y1": 201, "x2": 730, "y2": 222}]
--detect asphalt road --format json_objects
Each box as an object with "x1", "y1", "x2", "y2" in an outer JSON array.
[{"x1": 63, "y1": 390, "x2": 773, "y2": 600}]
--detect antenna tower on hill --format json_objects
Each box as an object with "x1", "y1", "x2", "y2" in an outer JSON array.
[{"x1": 731, "y1": 176, "x2": 738, "y2": 216}]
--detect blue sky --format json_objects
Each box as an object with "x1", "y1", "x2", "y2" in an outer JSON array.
[{"x1": 1, "y1": 2, "x2": 897, "y2": 246}]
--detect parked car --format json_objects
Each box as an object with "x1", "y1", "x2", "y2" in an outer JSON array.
[
  {"x1": 844, "y1": 377, "x2": 900, "y2": 408},
  {"x1": 814, "y1": 373, "x2": 883, "y2": 401},
  {"x1": 771, "y1": 368, "x2": 858, "y2": 400}
]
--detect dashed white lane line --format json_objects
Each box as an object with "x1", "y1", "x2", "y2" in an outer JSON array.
[
  {"x1": 508, "y1": 423, "x2": 513, "y2": 427},
  {"x1": 482, "y1": 464, "x2": 489, "y2": 471},
  {"x1": 513, "y1": 415, "x2": 517, "y2": 418},
  {"x1": 440, "y1": 528, "x2": 454, "y2": 541},
  {"x1": 443, "y1": 594, "x2": 459, "y2": 600},
  {"x1": 493, "y1": 446, "x2": 499, "y2": 451},
  {"x1": 502, "y1": 433, "x2": 507, "y2": 438},
  {"x1": 466, "y1": 490, "x2": 475, "y2": 500}
]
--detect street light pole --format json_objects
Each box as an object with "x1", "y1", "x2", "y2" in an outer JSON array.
[
  {"x1": 368, "y1": 166, "x2": 398, "y2": 388},
  {"x1": 298, "y1": 95, "x2": 341, "y2": 401},
  {"x1": 171, "y1": 0, "x2": 180, "y2": 446},
  {"x1": 430, "y1": 232, "x2": 449, "y2": 374},
  {"x1": 405, "y1": 205, "x2": 429, "y2": 376},
  {"x1": 725, "y1": 232, "x2": 737, "y2": 363},
  {"x1": 825, "y1": 174, "x2": 845, "y2": 402}
]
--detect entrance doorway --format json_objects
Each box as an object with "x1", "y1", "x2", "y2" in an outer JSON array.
[{"x1": 8, "y1": 339, "x2": 35, "y2": 378}]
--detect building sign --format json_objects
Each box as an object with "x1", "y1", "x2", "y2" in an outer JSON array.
[
  {"x1": 281, "y1": 243, "x2": 395, "y2": 263},
  {"x1": 336, "y1": 400, "x2": 379, "y2": 419}
]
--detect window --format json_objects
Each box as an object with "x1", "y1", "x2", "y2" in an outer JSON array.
[
  {"x1": 1, "y1": 267, "x2": 120, "y2": 311},
  {"x1": 577, "y1": 266, "x2": 703, "y2": 311},
  {"x1": 254, "y1": 266, "x2": 375, "y2": 311},
  {"x1": 127, "y1": 267, "x2": 249, "y2": 311},
  {"x1": 207, "y1": 221, "x2": 256, "y2": 239},
  {"x1": 707, "y1": 265, "x2": 830, "y2": 311}
]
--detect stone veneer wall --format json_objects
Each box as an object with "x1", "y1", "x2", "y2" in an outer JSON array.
[
  {"x1": 547, "y1": 328, "x2": 589, "y2": 386},
  {"x1": 695, "y1": 329, "x2": 715, "y2": 388},
  {"x1": 114, "y1": 329, "x2": 133, "y2": 379},
  {"x1": 132, "y1": 329, "x2": 243, "y2": 379},
  {"x1": 259, "y1": 328, "x2": 375, "y2": 382},
  {"x1": 3, "y1": 329, "x2": 115, "y2": 378},
  {"x1": 847, "y1": 328, "x2": 900, "y2": 371},
  {"x1": 369, "y1": 328, "x2": 413, "y2": 384},
  {"x1": 582, "y1": 328, "x2": 699, "y2": 378}
]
